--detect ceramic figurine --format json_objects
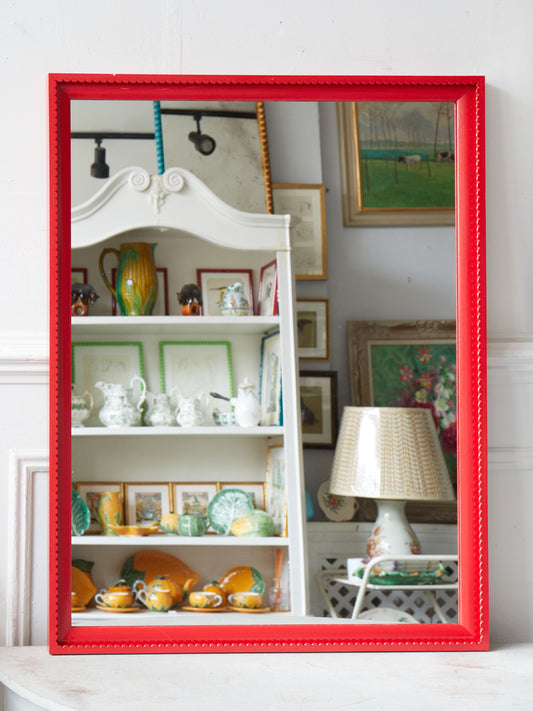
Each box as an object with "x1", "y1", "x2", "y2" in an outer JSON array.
[
  {"x1": 177, "y1": 283, "x2": 203, "y2": 316},
  {"x1": 71, "y1": 283, "x2": 99, "y2": 316},
  {"x1": 218, "y1": 281, "x2": 250, "y2": 316},
  {"x1": 144, "y1": 392, "x2": 176, "y2": 427},
  {"x1": 95, "y1": 376, "x2": 146, "y2": 427},
  {"x1": 99, "y1": 242, "x2": 158, "y2": 316},
  {"x1": 71, "y1": 385, "x2": 93, "y2": 427},
  {"x1": 171, "y1": 388, "x2": 207, "y2": 427}
]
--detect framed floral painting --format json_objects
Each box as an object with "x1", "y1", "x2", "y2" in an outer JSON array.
[{"x1": 347, "y1": 319, "x2": 456, "y2": 522}]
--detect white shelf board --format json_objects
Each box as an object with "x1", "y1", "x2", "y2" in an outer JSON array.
[
  {"x1": 71, "y1": 315, "x2": 280, "y2": 336},
  {"x1": 72, "y1": 425, "x2": 284, "y2": 437},
  {"x1": 72, "y1": 535, "x2": 289, "y2": 546}
]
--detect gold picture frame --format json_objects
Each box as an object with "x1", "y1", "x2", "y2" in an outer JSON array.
[
  {"x1": 272, "y1": 184, "x2": 328, "y2": 280},
  {"x1": 124, "y1": 482, "x2": 172, "y2": 526},
  {"x1": 337, "y1": 102, "x2": 455, "y2": 227}
]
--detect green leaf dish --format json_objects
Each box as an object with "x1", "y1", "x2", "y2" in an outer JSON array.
[
  {"x1": 207, "y1": 489, "x2": 254, "y2": 536},
  {"x1": 71, "y1": 488, "x2": 91, "y2": 536}
]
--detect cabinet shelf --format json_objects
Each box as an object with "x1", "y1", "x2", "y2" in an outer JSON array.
[
  {"x1": 72, "y1": 535, "x2": 289, "y2": 546},
  {"x1": 72, "y1": 425, "x2": 284, "y2": 437},
  {"x1": 71, "y1": 315, "x2": 280, "y2": 336}
]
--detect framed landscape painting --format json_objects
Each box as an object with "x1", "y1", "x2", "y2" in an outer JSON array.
[{"x1": 338, "y1": 102, "x2": 455, "y2": 226}]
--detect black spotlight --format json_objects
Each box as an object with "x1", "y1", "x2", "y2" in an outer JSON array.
[
  {"x1": 90, "y1": 138, "x2": 110, "y2": 178},
  {"x1": 188, "y1": 115, "x2": 216, "y2": 156}
]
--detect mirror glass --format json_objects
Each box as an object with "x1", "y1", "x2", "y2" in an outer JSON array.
[{"x1": 51, "y1": 75, "x2": 486, "y2": 653}]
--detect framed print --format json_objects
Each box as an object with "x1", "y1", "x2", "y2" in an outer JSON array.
[
  {"x1": 296, "y1": 298, "x2": 329, "y2": 360},
  {"x1": 71, "y1": 268, "x2": 88, "y2": 285},
  {"x1": 338, "y1": 102, "x2": 455, "y2": 226},
  {"x1": 75, "y1": 482, "x2": 124, "y2": 534},
  {"x1": 159, "y1": 340, "x2": 233, "y2": 403},
  {"x1": 258, "y1": 260, "x2": 278, "y2": 316},
  {"x1": 259, "y1": 330, "x2": 282, "y2": 426},
  {"x1": 272, "y1": 184, "x2": 328, "y2": 280},
  {"x1": 196, "y1": 268, "x2": 255, "y2": 316},
  {"x1": 219, "y1": 482, "x2": 266, "y2": 510},
  {"x1": 172, "y1": 482, "x2": 218, "y2": 516},
  {"x1": 124, "y1": 482, "x2": 172, "y2": 526},
  {"x1": 111, "y1": 267, "x2": 169, "y2": 316},
  {"x1": 71, "y1": 342, "x2": 145, "y2": 427},
  {"x1": 347, "y1": 319, "x2": 457, "y2": 522},
  {"x1": 299, "y1": 370, "x2": 338, "y2": 448},
  {"x1": 265, "y1": 444, "x2": 287, "y2": 536}
]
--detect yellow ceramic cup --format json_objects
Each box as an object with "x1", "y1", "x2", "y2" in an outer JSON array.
[
  {"x1": 95, "y1": 589, "x2": 135, "y2": 609},
  {"x1": 188, "y1": 591, "x2": 223, "y2": 609},
  {"x1": 228, "y1": 591, "x2": 262, "y2": 609}
]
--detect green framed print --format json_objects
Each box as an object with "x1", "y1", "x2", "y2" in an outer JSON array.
[
  {"x1": 159, "y1": 341, "x2": 234, "y2": 403},
  {"x1": 71, "y1": 341, "x2": 145, "y2": 428}
]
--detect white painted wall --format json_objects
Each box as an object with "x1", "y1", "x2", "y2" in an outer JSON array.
[{"x1": 1, "y1": 0, "x2": 532, "y2": 657}]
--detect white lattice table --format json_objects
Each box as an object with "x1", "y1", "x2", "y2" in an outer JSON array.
[{"x1": 316, "y1": 554, "x2": 458, "y2": 623}]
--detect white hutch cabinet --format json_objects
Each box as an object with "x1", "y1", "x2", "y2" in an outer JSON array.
[{"x1": 69, "y1": 166, "x2": 308, "y2": 624}]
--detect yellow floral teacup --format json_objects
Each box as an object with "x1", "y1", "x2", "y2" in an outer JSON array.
[
  {"x1": 188, "y1": 591, "x2": 223, "y2": 609},
  {"x1": 228, "y1": 591, "x2": 262, "y2": 609},
  {"x1": 95, "y1": 588, "x2": 135, "y2": 609}
]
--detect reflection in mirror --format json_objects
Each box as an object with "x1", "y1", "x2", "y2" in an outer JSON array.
[{"x1": 51, "y1": 75, "x2": 486, "y2": 654}]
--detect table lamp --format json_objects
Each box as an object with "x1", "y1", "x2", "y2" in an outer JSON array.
[{"x1": 329, "y1": 407, "x2": 455, "y2": 558}]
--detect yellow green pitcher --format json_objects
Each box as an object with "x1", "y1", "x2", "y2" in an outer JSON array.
[{"x1": 99, "y1": 242, "x2": 158, "y2": 316}]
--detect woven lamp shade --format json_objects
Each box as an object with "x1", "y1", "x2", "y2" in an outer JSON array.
[{"x1": 329, "y1": 407, "x2": 455, "y2": 502}]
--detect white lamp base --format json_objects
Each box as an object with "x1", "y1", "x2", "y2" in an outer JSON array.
[{"x1": 366, "y1": 499, "x2": 421, "y2": 559}]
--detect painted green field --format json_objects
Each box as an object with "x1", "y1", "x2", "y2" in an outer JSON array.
[{"x1": 359, "y1": 157, "x2": 455, "y2": 209}]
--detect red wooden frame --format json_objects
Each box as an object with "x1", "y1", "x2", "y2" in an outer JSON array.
[{"x1": 49, "y1": 74, "x2": 487, "y2": 654}]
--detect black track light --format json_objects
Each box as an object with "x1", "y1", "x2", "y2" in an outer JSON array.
[
  {"x1": 188, "y1": 115, "x2": 216, "y2": 156},
  {"x1": 90, "y1": 138, "x2": 110, "y2": 178}
]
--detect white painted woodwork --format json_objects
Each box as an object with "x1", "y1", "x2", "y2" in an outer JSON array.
[{"x1": 70, "y1": 168, "x2": 309, "y2": 617}]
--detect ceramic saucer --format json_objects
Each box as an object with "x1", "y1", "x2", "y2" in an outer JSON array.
[
  {"x1": 227, "y1": 605, "x2": 270, "y2": 613},
  {"x1": 95, "y1": 605, "x2": 141, "y2": 613},
  {"x1": 181, "y1": 605, "x2": 227, "y2": 612},
  {"x1": 71, "y1": 606, "x2": 86, "y2": 612}
]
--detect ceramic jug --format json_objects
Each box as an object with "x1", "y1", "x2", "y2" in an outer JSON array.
[
  {"x1": 171, "y1": 388, "x2": 207, "y2": 427},
  {"x1": 71, "y1": 385, "x2": 93, "y2": 427},
  {"x1": 144, "y1": 392, "x2": 176, "y2": 427},
  {"x1": 97, "y1": 490, "x2": 123, "y2": 535},
  {"x1": 95, "y1": 376, "x2": 147, "y2": 427},
  {"x1": 230, "y1": 377, "x2": 261, "y2": 428},
  {"x1": 99, "y1": 242, "x2": 158, "y2": 316},
  {"x1": 218, "y1": 281, "x2": 250, "y2": 316}
]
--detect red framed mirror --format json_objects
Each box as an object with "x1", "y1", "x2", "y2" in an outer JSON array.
[{"x1": 49, "y1": 74, "x2": 487, "y2": 653}]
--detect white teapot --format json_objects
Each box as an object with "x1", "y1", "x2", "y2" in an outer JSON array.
[
  {"x1": 71, "y1": 385, "x2": 93, "y2": 427},
  {"x1": 95, "y1": 376, "x2": 146, "y2": 427},
  {"x1": 230, "y1": 377, "x2": 261, "y2": 427},
  {"x1": 144, "y1": 392, "x2": 177, "y2": 427},
  {"x1": 171, "y1": 388, "x2": 207, "y2": 427}
]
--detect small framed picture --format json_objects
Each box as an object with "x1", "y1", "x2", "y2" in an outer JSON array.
[
  {"x1": 71, "y1": 268, "x2": 88, "y2": 285},
  {"x1": 172, "y1": 482, "x2": 219, "y2": 516},
  {"x1": 299, "y1": 370, "x2": 338, "y2": 448},
  {"x1": 296, "y1": 298, "x2": 329, "y2": 360},
  {"x1": 71, "y1": 341, "x2": 145, "y2": 427},
  {"x1": 112, "y1": 267, "x2": 169, "y2": 316},
  {"x1": 159, "y1": 340, "x2": 234, "y2": 403},
  {"x1": 124, "y1": 483, "x2": 172, "y2": 526},
  {"x1": 258, "y1": 260, "x2": 278, "y2": 316},
  {"x1": 272, "y1": 184, "x2": 328, "y2": 280},
  {"x1": 219, "y1": 482, "x2": 266, "y2": 510},
  {"x1": 259, "y1": 330, "x2": 282, "y2": 426},
  {"x1": 196, "y1": 268, "x2": 255, "y2": 316},
  {"x1": 265, "y1": 444, "x2": 287, "y2": 536},
  {"x1": 75, "y1": 482, "x2": 124, "y2": 534}
]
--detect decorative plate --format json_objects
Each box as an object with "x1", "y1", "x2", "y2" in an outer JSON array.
[
  {"x1": 207, "y1": 488, "x2": 254, "y2": 536},
  {"x1": 119, "y1": 550, "x2": 200, "y2": 591},
  {"x1": 71, "y1": 488, "x2": 91, "y2": 536},
  {"x1": 107, "y1": 523, "x2": 160, "y2": 536},
  {"x1": 317, "y1": 480, "x2": 358, "y2": 522},
  {"x1": 219, "y1": 566, "x2": 265, "y2": 597},
  {"x1": 71, "y1": 560, "x2": 97, "y2": 607}
]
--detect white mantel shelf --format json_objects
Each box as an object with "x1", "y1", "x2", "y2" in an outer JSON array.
[{"x1": 0, "y1": 645, "x2": 532, "y2": 710}]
